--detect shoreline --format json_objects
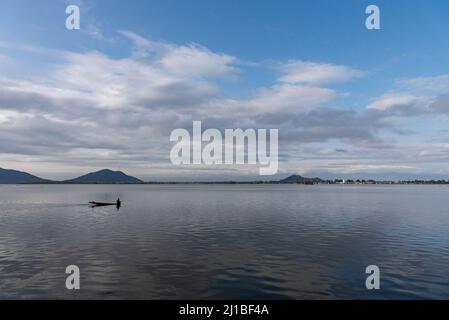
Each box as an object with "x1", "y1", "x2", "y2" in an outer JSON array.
[{"x1": 2, "y1": 181, "x2": 449, "y2": 186}]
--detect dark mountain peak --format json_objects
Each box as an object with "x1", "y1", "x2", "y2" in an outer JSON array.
[
  {"x1": 280, "y1": 174, "x2": 322, "y2": 184},
  {"x1": 65, "y1": 169, "x2": 143, "y2": 184},
  {"x1": 280, "y1": 174, "x2": 305, "y2": 183},
  {"x1": 96, "y1": 169, "x2": 117, "y2": 174},
  {"x1": 0, "y1": 167, "x2": 47, "y2": 184}
]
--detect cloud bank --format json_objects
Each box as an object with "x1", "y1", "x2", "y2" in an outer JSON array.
[{"x1": 1, "y1": 31, "x2": 449, "y2": 180}]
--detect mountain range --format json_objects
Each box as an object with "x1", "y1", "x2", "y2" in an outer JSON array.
[
  {"x1": 0, "y1": 168, "x2": 314, "y2": 184},
  {"x1": 0, "y1": 168, "x2": 142, "y2": 184},
  {"x1": 3, "y1": 169, "x2": 432, "y2": 185}
]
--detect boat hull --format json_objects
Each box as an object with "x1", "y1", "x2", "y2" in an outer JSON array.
[{"x1": 89, "y1": 201, "x2": 115, "y2": 206}]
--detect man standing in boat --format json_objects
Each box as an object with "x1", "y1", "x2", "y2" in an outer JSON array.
[{"x1": 116, "y1": 198, "x2": 121, "y2": 208}]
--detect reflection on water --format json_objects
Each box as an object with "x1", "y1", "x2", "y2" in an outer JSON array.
[{"x1": 0, "y1": 184, "x2": 449, "y2": 299}]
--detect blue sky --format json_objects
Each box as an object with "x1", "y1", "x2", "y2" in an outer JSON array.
[{"x1": 1, "y1": 0, "x2": 449, "y2": 180}]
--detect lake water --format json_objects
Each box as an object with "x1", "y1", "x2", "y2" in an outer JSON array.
[{"x1": 0, "y1": 184, "x2": 448, "y2": 299}]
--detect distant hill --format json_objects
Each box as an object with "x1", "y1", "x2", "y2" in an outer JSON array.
[
  {"x1": 0, "y1": 167, "x2": 47, "y2": 184},
  {"x1": 280, "y1": 175, "x2": 322, "y2": 184},
  {"x1": 65, "y1": 169, "x2": 143, "y2": 184}
]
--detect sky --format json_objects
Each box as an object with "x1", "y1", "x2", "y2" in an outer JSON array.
[{"x1": 1, "y1": 0, "x2": 449, "y2": 180}]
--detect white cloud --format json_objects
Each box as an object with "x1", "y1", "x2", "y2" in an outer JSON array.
[
  {"x1": 159, "y1": 43, "x2": 238, "y2": 78},
  {"x1": 118, "y1": 30, "x2": 167, "y2": 58},
  {"x1": 366, "y1": 92, "x2": 430, "y2": 111},
  {"x1": 246, "y1": 84, "x2": 337, "y2": 113},
  {"x1": 278, "y1": 60, "x2": 363, "y2": 85},
  {"x1": 195, "y1": 83, "x2": 338, "y2": 120},
  {"x1": 399, "y1": 74, "x2": 449, "y2": 94},
  {"x1": 119, "y1": 31, "x2": 238, "y2": 79}
]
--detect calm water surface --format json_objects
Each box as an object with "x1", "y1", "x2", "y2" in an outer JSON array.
[{"x1": 0, "y1": 184, "x2": 449, "y2": 299}]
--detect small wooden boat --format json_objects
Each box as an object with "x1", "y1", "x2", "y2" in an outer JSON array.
[{"x1": 89, "y1": 201, "x2": 116, "y2": 206}]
